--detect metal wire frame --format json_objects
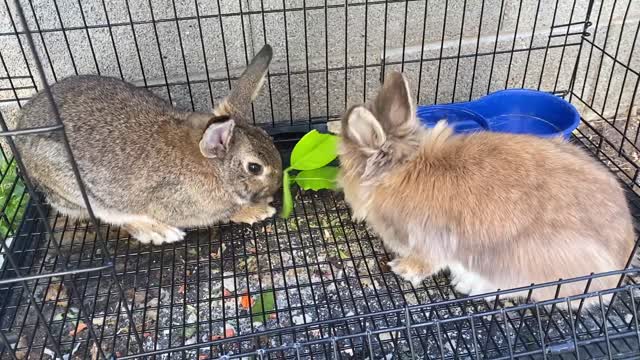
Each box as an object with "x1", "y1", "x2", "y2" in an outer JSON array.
[
  {"x1": 0, "y1": 0, "x2": 593, "y2": 123},
  {"x1": 3, "y1": 190, "x2": 640, "y2": 359},
  {"x1": 0, "y1": 1, "x2": 145, "y2": 359},
  {"x1": 0, "y1": 0, "x2": 638, "y2": 358},
  {"x1": 112, "y1": 274, "x2": 640, "y2": 360}
]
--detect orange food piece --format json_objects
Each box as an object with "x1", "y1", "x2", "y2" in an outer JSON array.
[
  {"x1": 70, "y1": 322, "x2": 87, "y2": 336},
  {"x1": 240, "y1": 294, "x2": 254, "y2": 309},
  {"x1": 224, "y1": 327, "x2": 235, "y2": 337}
]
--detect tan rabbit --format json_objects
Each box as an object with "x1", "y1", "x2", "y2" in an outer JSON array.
[
  {"x1": 338, "y1": 71, "x2": 635, "y2": 308},
  {"x1": 14, "y1": 45, "x2": 281, "y2": 245}
]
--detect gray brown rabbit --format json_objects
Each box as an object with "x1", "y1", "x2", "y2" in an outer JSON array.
[
  {"x1": 339, "y1": 71, "x2": 635, "y2": 308},
  {"x1": 14, "y1": 45, "x2": 281, "y2": 245}
]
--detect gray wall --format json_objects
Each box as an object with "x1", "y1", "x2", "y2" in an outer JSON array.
[{"x1": 0, "y1": 0, "x2": 638, "y2": 128}]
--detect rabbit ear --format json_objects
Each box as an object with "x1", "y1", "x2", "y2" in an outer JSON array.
[
  {"x1": 343, "y1": 107, "x2": 394, "y2": 182},
  {"x1": 344, "y1": 106, "x2": 386, "y2": 151},
  {"x1": 200, "y1": 119, "x2": 235, "y2": 158},
  {"x1": 214, "y1": 44, "x2": 273, "y2": 120},
  {"x1": 187, "y1": 112, "x2": 219, "y2": 130},
  {"x1": 372, "y1": 71, "x2": 417, "y2": 136}
]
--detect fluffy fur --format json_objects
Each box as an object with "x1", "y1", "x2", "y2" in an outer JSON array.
[
  {"x1": 339, "y1": 71, "x2": 636, "y2": 308},
  {"x1": 14, "y1": 45, "x2": 281, "y2": 245}
]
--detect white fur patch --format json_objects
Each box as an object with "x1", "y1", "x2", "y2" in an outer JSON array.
[
  {"x1": 92, "y1": 207, "x2": 155, "y2": 225},
  {"x1": 48, "y1": 195, "x2": 187, "y2": 245},
  {"x1": 93, "y1": 206, "x2": 186, "y2": 245},
  {"x1": 133, "y1": 226, "x2": 186, "y2": 245},
  {"x1": 327, "y1": 120, "x2": 341, "y2": 134},
  {"x1": 448, "y1": 263, "x2": 496, "y2": 296},
  {"x1": 52, "y1": 204, "x2": 87, "y2": 219}
]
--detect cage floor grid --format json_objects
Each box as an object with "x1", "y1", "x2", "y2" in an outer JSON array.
[{"x1": 1, "y1": 190, "x2": 640, "y2": 359}]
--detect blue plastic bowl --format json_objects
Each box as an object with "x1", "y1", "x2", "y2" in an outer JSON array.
[
  {"x1": 416, "y1": 89, "x2": 580, "y2": 140},
  {"x1": 417, "y1": 106, "x2": 490, "y2": 134}
]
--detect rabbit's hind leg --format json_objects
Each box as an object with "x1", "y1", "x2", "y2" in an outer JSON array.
[
  {"x1": 122, "y1": 219, "x2": 186, "y2": 246},
  {"x1": 46, "y1": 192, "x2": 90, "y2": 220},
  {"x1": 93, "y1": 207, "x2": 186, "y2": 245}
]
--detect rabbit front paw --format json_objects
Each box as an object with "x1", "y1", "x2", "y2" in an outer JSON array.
[
  {"x1": 230, "y1": 203, "x2": 276, "y2": 225},
  {"x1": 388, "y1": 256, "x2": 432, "y2": 287},
  {"x1": 124, "y1": 221, "x2": 186, "y2": 245},
  {"x1": 450, "y1": 272, "x2": 475, "y2": 294},
  {"x1": 449, "y1": 265, "x2": 494, "y2": 296}
]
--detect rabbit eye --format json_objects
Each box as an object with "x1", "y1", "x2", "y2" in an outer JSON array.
[{"x1": 247, "y1": 162, "x2": 263, "y2": 175}]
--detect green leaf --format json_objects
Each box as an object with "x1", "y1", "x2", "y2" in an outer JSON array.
[
  {"x1": 0, "y1": 160, "x2": 29, "y2": 236},
  {"x1": 294, "y1": 166, "x2": 339, "y2": 191},
  {"x1": 184, "y1": 325, "x2": 198, "y2": 339},
  {"x1": 251, "y1": 290, "x2": 276, "y2": 323},
  {"x1": 66, "y1": 310, "x2": 78, "y2": 320},
  {"x1": 289, "y1": 130, "x2": 338, "y2": 171},
  {"x1": 338, "y1": 249, "x2": 349, "y2": 260},
  {"x1": 286, "y1": 218, "x2": 298, "y2": 231},
  {"x1": 280, "y1": 171, "x2": 293, "y2": 218}
]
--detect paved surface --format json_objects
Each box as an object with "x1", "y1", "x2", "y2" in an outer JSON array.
[{"x1": 0, "y1": 0, "x2": 638, "y2": 126}]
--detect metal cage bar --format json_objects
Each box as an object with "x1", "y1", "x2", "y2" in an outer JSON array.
[{"x1": 0, "y1": 0, "x2": 639, "y2": 359}]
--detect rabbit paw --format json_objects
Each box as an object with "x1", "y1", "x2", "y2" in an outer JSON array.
[
  {"x1": 230, "y1": 203, "x2": 276, "y2": 224},
  {"x1": 450, "y1": 273, "x2": 475, "y2": 294},
  {"x1": 125, "y1": 221, "x2": 186, "y2": 245},
  {"x1": 388, "y1": 256, "x2": 431, "y2": 287},
  {"x1": 449, "y1": 265, "x2": 494, "y2": 296}
]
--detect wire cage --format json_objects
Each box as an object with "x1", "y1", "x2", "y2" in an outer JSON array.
[{"x1": 0, "y1": 0, "x2": 639, "y2": 358}]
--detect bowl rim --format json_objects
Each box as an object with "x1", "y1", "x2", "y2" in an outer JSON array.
[
  {"x1": 416, "y1": 106, "x2": 490, "y2": 130},
  {"x1": 416, "y1": 89, "x2": 581, "y2": 138}
]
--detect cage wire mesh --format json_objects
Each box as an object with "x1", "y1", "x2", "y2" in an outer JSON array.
[{"x1": 0, "y1": 0, "x2": 639, "y2": 358}]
